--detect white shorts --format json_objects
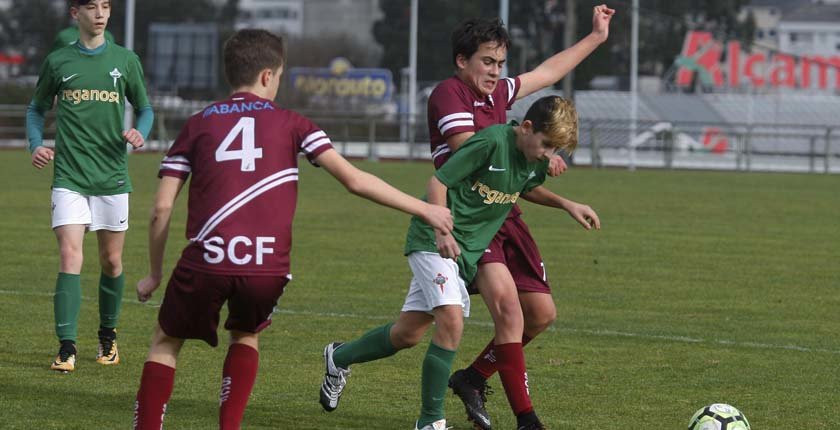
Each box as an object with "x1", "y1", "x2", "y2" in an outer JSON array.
[
  {"x1": 51, "y1": 188, "x2": 129, "y2": 231},
  {"x1": 401, "y1": 252, "x2": 470, "y2": 317}
]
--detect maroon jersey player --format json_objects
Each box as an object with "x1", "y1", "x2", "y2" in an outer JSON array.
[
  {"x1": 427, "y1": 7, "x2": 612, "y2": 430},
  {"x1": 132, "y1": 29, "x2": 452, "y2": 430},
  {"x1": 428, "y1": 75, "x2": 521, "y2": 169}
]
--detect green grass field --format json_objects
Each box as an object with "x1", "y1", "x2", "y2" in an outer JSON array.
[{"x1": 0, "y1": 151, "x2": 838, "y2": 429}]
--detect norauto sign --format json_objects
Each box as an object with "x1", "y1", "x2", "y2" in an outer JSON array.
[
  {"x1": 675, "y1": 31, "x2": 840, "y2": 90},
  {"x1": 288, "y1": 57, "x2": 393, "y2": 101}
]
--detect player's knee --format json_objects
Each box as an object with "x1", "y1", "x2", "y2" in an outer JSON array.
[
  {"x1": 229, "y1": 331, "x2": 259, "y2": 350},
  {"x1": 434, "y1": 307, "x2": 464, "y2": 336},
  {"x1": 391, "y1": 326, "x2": 424, "y2": 349},
  {"x1": 492, "y1": 308, "x2": 524, "y2": 339},
  {"x1": 526, "y1": 308, "x2": 556, "y2": 334},
  {"x1": 495, "y1": 301, "x2": 524, "y2": 326},
  {"x1": 99, "y1": 251, "x2": 122, "y2": 275},
  {"x1": 58, "y1": 244, "x2": 83, "y2": 269}
]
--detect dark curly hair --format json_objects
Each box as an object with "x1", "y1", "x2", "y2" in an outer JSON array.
[{"x1": 450, "y1": 17, "x2": 511, "y2": 67}]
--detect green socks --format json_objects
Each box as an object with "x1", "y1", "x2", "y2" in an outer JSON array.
[
  {"x1": 54, "y1": 272, "x2": 124, "y2": 342},
  {"x1": 332, "y1": 322, "x2": 397, "y2": 369},
  {"x1": 54, "y1": 272, "x2": 81, "y2": 342},
  {"x1": 417, "y1": 342, "x2": 456, "y2": 428},
  {"x1": 331, "y1": 324, "x2": 456, "y2": 428},
  {"x1": 98, "y1": 272, "x2": 125, "y2": 329}
]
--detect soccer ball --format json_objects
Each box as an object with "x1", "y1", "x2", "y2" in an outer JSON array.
[{"x1": 688, "y1": 403, "x2": 751, "y2": 430}]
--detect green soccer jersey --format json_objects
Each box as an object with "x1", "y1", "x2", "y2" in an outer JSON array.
[
  {"x1": 405, "y1": 123, "x2": 548, "y2": 283},
  {"x1": 31, "y1": 41, "x2": 150, "y2": 195}
]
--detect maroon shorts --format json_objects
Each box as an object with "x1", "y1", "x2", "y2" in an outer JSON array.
[
  {"x1": 471, "y1": 215, "x2": 551, "y2": 295},
  {"x1": 158, "y1": 264, "x2": 290, "y2": 347}
]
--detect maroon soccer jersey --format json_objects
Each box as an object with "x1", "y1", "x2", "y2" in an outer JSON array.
[
  {"x1": 158, "y1": 92, "x2": 333, "y2": 276},
  {"x1": 426, "y1": 75, "x2": 520, "y2": 169}
]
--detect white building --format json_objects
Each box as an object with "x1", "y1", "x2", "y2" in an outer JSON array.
[
  {"x1": 233, "y1": 0, "x2": 382, "y2": 51},
  {"x1": 302, "y1": 0, "x2": 382, "y2": 49},
  {"x1": 741, "y1": 0, "x2": 808, "y2": 50},
  {"x1": 777, "y1": 3, "x2": 840, "y2": 58},
  {"x1": 235, "y1": 0, "x2": 305, "y2": 37}
]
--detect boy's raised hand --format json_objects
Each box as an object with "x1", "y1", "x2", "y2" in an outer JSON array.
[{"x1": 592, "y1": 4, "x2": 615, "y2": 43}]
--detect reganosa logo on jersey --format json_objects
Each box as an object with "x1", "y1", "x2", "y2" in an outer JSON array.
[
  {"x1": 471, "y1": 180, "x2": 520, "y2": 205},
  {"x1": 61, "y1": 88, "x2": 120, "y2": 105}
]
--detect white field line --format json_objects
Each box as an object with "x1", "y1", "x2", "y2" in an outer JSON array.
[{"x1": 3, "y1": 288, "x2": 838, "y2": 355}]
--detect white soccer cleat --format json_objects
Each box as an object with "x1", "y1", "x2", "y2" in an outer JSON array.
[
  {"x1": 319, "y1": 342, "x2": 351, "y2": 412},
  {"x1": 414, "y1": 419, "x2": 449, "y2": 430}
]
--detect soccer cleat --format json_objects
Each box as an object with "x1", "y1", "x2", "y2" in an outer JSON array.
[
  {"x1": 414, "y1": 419, "x2": 449, "y2": 430},
  {"x1": 516, "y1": 421, "x2": 547, "y2": 430},
  {"x1": 319, "y1": 342, "x2": 351, "y2": 412},
  {"x1": 50, "y1": 342, "x2": 76, "y2": 373},
  {"x1": 96, "y1": 328, "x2": 120, "y2": 365},
  {"x1": 448, "y1": 369, "x2": 492, "y2": 430}
]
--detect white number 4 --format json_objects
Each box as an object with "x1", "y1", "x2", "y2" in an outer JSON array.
[{"x1": 215, "y1": 117, "x2": 262, "y2": 171}]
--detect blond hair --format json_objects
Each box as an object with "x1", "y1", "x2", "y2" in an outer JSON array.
[{"x1": 524, "y1": 96, "x2": 579, "y2": 152}]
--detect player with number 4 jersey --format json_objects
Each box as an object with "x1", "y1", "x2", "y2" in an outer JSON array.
[
  {"x1": 132, "y1": 29, "x2": 452, "y2": 430},
  {"x1": 158, "y1": 93, "x2": 326, "y2": 277}
]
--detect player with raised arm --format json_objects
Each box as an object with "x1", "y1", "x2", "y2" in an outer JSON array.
[
  {"x1": 319, "y1": 96, "x2": 590, "y2": 430},
  {"x1": 131, "y1": 29, "x2": 452, "y2": 430},
  {"x1": 427, "y1": 5, "x2": 612, "y2": 429},
  {"x1": 26, "y1": 0, "x2": 153, "y2": 372}
]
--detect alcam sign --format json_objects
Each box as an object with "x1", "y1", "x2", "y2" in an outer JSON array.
[{"x1": 675, "y1": 31, "x2": 840, "y2": 90}]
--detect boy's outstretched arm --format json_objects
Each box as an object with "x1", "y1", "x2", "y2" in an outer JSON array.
[
  {"x1": 521, "y1": 185, "x2": 601, "y2": 230},
  {"x1": 137, "y1": 176, "x2": 185, "y2": 302},
  {"x1": 427, "y1": 175, "x2": 460, "y2": 260},
  {"x1": 315, "y1": 149, "x2": 453, "y2": 233},
  {"x1": 516, "y1": 4, "x2": 614, "y2": 99}
]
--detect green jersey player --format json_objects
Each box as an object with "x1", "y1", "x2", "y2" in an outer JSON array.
[
  {"x1": 25, "y1": 0, "x2": 154, "y2": 372},
  {"x1": 319, "y1": 96, "x2": 596, "y2": 430}
]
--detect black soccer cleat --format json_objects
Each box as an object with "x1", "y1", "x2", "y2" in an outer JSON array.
[
  {"x1": 517, "y1": 421, "x2": 547, "y2": 430},
  {"x1": 448, "y1": 368, "x2": 492, "y2": 430}
]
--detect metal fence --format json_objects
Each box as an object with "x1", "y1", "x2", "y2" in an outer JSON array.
[
  {"x1": 2, "y1": 103, "x2": 837, "y2": 174},
  {"x1": 577, "y1": 119, "x2": 838, "y2": 174}
]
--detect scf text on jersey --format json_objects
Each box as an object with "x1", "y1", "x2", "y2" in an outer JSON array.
[{"x1": 202, "y1": 236, "x2": 275, "y2": 265}]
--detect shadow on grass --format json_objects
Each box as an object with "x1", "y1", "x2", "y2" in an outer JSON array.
[{"x1": 2, "y1": 379, "x2": 217, "y2": 428}]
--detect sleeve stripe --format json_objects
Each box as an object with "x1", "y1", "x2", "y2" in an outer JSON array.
[
  {"x1": 302, "y1": 137, "x2": 331, "y2": 152},
  {"x1": 303, "y1": 139, "x2": 330, "y2": 154},
  {"x1": 505, "y1": 78, "x2": 515, "y2": 103},
  {"x1": 160, "y1": 163, "x2": 191, "y2": 172},
  {"x1": 437, "y1": 112, "x2": 473, "y2": 130},
  {"x1": 431, "y1": 144, "x2": 451, "y2": 159},
  {"x1": 301, "y1": 130, "x2": 327, "y2": 147},
  {"x1": 440, "y1": 120, "x2": 474, "y2": 135},
  {"x1": 163, "y1": 155, "x2": 188, "y2": 163}
]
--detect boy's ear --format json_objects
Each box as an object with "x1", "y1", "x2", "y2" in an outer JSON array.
[
  {"x1": 260, "y1": 68, "x2": 272, "y2": 87},
  {"x1": 455, "y1": 54, "x2": 469, "y2": 70},
  {"x1": 520, "y1": 119, "x2": 534, "y2": 133}
]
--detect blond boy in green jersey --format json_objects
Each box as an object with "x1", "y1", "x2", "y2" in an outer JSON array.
[
  {"x1": 320, "y1": 96, "x2": 599, "y2": 430},
  {"x1": 26, "y1": 0, "x2": 154, "y2": 372}
]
